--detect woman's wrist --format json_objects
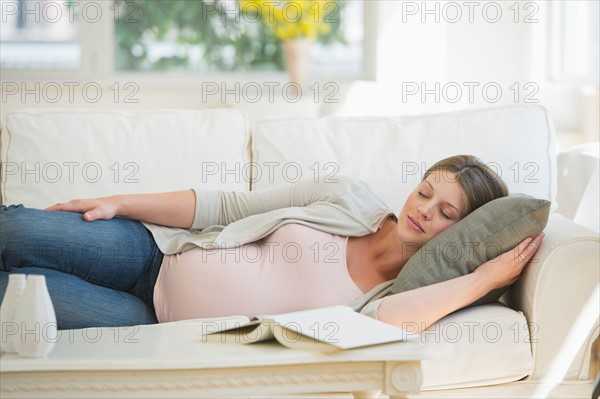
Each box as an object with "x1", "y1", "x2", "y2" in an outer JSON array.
[
  {"x1": 471, "y1": 267, "x2": 495, "y2": 297},
  {"x1": 112, "y1": 195, "x2": 127, "y2": 217}
]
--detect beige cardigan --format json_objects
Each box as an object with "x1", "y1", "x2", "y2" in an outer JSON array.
[{"x1": 143, "y1": 176, "x2": 394, "y2": 314}]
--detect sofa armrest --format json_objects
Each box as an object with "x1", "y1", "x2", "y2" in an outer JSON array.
[{"x1": 505, "y1": 213, "x2": 600, "y2": 382}]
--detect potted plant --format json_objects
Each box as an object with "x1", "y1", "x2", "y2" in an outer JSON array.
[{"x1": 239, "y1": 0, "x2": 338, "y2": 91}]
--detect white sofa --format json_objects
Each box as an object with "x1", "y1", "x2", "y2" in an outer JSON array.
[{"x1": 0, "y1": 105, "x2": 598, "y2": 398}]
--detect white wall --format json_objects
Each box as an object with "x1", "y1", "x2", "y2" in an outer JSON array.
[
  {"x1": 329, "y1": 1, "x2": 537, "y2": 116},
  {"x1": 327, "y1": 0, "x2": 597, "y2": 145}
]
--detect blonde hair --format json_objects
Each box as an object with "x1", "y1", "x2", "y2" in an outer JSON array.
[{"x1": 423, "y1": 155, "x2": 508, "y2": 217}]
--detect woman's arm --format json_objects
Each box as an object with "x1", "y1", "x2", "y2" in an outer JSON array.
[
  {"x1": 45, "y1": 176, "x2": 370, "y2": 229},
  {"x1": 45, "y1": 190, "x2": 196, "y2": 228},
  {"x1": 377, "y1": 233, "x2": 544, "y2": 332}
]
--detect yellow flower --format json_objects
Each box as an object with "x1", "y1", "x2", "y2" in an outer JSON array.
[
  {"x1": 299, "y1": 21, "x2": 317, "y2": 39},
  {"x1": 239, "y1": 0, "x2": 336, "y2": 40}
]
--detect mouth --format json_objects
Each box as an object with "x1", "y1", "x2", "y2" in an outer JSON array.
[{"x1": 407, "y1": 216, "x2": 425, "y2": 233}]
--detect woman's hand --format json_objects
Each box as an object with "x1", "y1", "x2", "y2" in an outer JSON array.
[
  {"x1": 45, "y1": 197, "x2": 120, "y2": 222},
  {"x1": 45, "y1": 191, "x2": 195, "y2": 228},
  {"x1": 474, "y1": 232, "x2": 545, "y2": 291}
]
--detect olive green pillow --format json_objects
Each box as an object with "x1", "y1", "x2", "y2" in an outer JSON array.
[{"x1": 390, "y1": 194, "x2": 551, "y2": 307}]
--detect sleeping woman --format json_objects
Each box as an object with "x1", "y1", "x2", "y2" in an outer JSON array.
[{"x1": 0, "y1": 155, "x2": 543, "y2": 330}]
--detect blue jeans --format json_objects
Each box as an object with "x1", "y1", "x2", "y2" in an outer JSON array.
[{"x1": 0, "y1": 205, "x2": 163, "y2": 330}]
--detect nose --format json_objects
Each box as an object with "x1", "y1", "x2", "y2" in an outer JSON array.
[{"x1": 417, "y1": 205, "x2": 432, "y2": 220}]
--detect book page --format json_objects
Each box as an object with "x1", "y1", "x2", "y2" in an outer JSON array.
[
  {"x1": 272, "y1": 324, "x2": 340, "y2": 353},
  {"x1": 201, "y1": 307, "x2": 351, "y2": 343},
  {"x1": 268, "y1": 306, "x2": 409, "y2": 350},
  {"x1": 203, "y1": 319, "x2": 275, "y2": 344},
  {"x1": 202, "y1": 306, "x2": 410, "y2": 350}
]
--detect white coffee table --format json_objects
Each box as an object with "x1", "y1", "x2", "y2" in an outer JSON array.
[{"x1": 0, "y1": 320, "x2": 430, "y2": 398}]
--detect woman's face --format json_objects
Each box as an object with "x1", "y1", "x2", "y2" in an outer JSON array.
[{"x1": 397, "y1": 171, "x2": 465, "y2": 248}]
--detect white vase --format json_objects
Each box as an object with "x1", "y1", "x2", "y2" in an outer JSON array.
[
  {"x1": 12, "y1": 275, "x2": 58, "y2": 358},
  {"x1": 0, "y1": 274, "x2": 27, "y2": 353},
  {"x1": 283, "y1": 38, "x2": 312, "y2": 94}
]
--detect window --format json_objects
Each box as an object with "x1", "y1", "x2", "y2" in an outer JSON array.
[
  {"x1": 0, "y1": 0, "x2": 81, "y2": 69},
  {"x1": 549, "y1": 0, "x2": 599, "y2": 84},
  {"x1": 1, "y1": 0, "x2": 367, "y2": 79},
  {"x1": 113, "y1": 0, "x2": 364, "y2": 77}
]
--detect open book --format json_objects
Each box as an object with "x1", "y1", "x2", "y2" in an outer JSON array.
[{"x1": 201, "y1": 305, "x2": 410, "y2": 353}]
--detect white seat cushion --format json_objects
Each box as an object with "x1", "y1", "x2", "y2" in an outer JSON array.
[
  {"x1": 1, "y1": 108, "x2": 249, "y2": 208},
  {"x1": 419, "y1": 303, "x2": 533, "y2": 390},
  {"x1": 251, "y1": 105, "x2": 557, "y2": 212}
]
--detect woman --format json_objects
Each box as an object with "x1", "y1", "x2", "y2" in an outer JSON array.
[{"x1": 0, "y1": 155, "x2": 543, "y2": 331}]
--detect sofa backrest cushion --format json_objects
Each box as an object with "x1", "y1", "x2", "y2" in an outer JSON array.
[
  {"x1": 1, "y1": 109, "x2": 249, "y2": 209},
  {"x1": 251, "y1": 105, "x2": 557, "y2": 212}
]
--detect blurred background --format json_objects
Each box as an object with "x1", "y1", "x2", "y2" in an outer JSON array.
[{"x1": 1, "y1": 0, "x2": 598, "y2": 148}]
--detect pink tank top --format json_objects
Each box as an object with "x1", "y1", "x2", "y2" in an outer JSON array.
[{"x1": 153, "y1": 223, "x2": 364, "y2": 322}]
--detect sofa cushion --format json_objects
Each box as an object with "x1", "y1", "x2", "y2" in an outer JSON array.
[
  {"x1": 251, "y1": 105, "x2": 557, "y2": 212},
  {"x1": 390, "y1": 194, "x2": 551, "y2": 306},
  {"x1": 418, "y1": 303, "x2": 533, "y2": 390},
  {"x1": 1, "y1": 109, "x2": 249, "y2": 209}
]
